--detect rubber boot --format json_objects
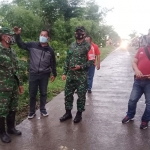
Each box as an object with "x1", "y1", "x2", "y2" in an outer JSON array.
[
  {"x1": 74, "y1": 111, "x2": 82, "y2": 123},
  {"x1": 60, "y1": 110, "x2": 72, "y2": 122},
  {"x1": 0, "y1": 117, "x2": 11, "y2": 143},
  {"x1": 7, "y1": 111, "x2": 22, "y2": 135}
]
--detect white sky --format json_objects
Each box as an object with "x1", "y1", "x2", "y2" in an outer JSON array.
[{"x1": 96, "y1": 0, "x2": 150, "y2": 38}]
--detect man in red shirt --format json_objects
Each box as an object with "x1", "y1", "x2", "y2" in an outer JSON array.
[
  {"x1": 85, "y1": 36, "x2": 100, "y2": 93},
  {"x1": 122, "y1": 35, "x2": 150, "y2": 129}
]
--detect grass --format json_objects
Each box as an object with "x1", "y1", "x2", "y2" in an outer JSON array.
[
  {"x1": 16, "y1": 46, "x2": 114, "y2": 124},
  {"x1": 100, "y1": 46, "x2": 114, "y2": 61}
]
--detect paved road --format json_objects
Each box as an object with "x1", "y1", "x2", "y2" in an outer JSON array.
[{"x1": 1, "y1": 47, "x2": 150, "y2": 150}]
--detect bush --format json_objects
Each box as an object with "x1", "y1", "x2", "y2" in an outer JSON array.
[{"x1": 18, "y1": 59, "x2": 29, "y2": 83}]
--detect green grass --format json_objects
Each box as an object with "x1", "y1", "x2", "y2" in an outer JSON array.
[
  {"x1": 16, "y1": 46, "x2": 114, "y2": 124},
  {"x1": 47, "y1": 76, "x2": 65, "y2": 99},
  {"x1": 100, "y1": 46, "x2": 114, "y2": 61}
]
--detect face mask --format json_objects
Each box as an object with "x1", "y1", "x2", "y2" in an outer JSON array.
[
  {"x1": 9, "y1": 36, "x2": 16, "y2": 45},
  {"x1": 75, "y1": 32, "x2": 85, "y2": 40},
  {"x1": 5, "y1": 35, "x2": 16, "y2": 45},
  {"x1": 39, "y1": 36, "x2": 48, "y2": 43}
]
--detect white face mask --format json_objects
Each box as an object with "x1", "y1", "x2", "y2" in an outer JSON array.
[
  {"x1": 4, "y1": 35, "x2": 16, "y2": 45},
  {"x1": 39, "y1": 36, "x2": 48, "y2": 43}
]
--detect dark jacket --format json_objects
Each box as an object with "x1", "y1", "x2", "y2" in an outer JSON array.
[{"x1": 15, "y1": 34, "x2": 57, "y2": 77}]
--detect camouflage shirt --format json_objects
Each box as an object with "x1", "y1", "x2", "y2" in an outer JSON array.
[
  {"x1": 63, "y1": 40, "x2": 94, "y2": 76},
  {"x1": 0, "y1": 43, "x2": 22, "y2": 91}
]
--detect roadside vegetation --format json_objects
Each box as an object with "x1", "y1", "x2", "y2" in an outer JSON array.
[
  {"x1": 100, "y1": 46, "x2": 114, "y2": 61},
  {"x1": 0, "y1": 0, "x2": 119, "y2": 123}
]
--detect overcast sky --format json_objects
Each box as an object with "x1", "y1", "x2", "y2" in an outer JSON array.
[
  {"x1": 1, "y1": 0, "x2": 150, "y2": 38},
  {"x1": 96, "y1": 0, "x2": 150, "y2": 38}
]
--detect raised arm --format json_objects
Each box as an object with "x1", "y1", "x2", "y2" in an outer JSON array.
[{"x1": 14, "y1": 26, "x2": 32, "y2": 51}]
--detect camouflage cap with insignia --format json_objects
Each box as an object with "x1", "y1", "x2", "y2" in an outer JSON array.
[
  {"x1": 75, "y1": 26, "x2": 85, "y2": 32},
  {"x1": 0, "y1": 27, "x2": 14, "y2": 35}
]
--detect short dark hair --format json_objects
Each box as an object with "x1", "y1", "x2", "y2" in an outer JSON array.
[
  {"x1": 41, "y1": 29, "x2": 50, "y2": 37},
  {"x1": 86, "y1": 35, "x2": 92, "y2": 41}
]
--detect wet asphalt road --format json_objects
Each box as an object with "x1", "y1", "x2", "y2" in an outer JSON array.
[{"x1": 1, "y1": 47, "x2": 150, "y2": 150}]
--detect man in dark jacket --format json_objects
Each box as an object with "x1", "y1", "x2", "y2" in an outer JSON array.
[{"x1": 14, "y1": 26, "x2": 57, "y2": 119}]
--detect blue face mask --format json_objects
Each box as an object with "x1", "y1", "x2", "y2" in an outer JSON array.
[{"x1": 39, "y1": 36, "x2": 48, "y2": 43}]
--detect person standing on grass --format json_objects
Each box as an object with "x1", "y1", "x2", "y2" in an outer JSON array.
[
  {"x1": 0, "y1": 27, "x2": 24, "y2": 143},
  {"x1": 13, "y1": 26, "x2": 57, "y2": 119},
  {"x1": 122, "y1": 34, "x2": 150, "y2": 130},
  {"x1": 60, "y1": 26, "x2": 94, "y2": 123},
  {"x1": 85, "y1": 36, "x2": 100, "y2": 93}
]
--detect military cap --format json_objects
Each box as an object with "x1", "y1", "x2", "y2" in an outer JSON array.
[
  {"x1": 75, "y1": 26, "x2": 85, "y2": 32},
  {"x1": 0, "y1": 27, "x2": 14, "y2": 35}
]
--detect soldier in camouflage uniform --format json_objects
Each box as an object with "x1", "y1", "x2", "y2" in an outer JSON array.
[
  {"x1": 0, "y1": 27, "x2": 24, "y2": 143},
  {"x1": 60, "y1": 26, "x2": 94, "y2": 123}
]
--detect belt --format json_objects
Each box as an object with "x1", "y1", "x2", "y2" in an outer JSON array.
[
  {"x1": 135, "y1": 77, "x2": 150, "y2": 80},
  {"x1": 134, "y1": 75, "x2": 150, "y2": 80}
]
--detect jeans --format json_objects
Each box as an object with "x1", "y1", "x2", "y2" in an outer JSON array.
[
  {"x1": 88, "y1": 65, "x2": 95, "y2": 90},
  {"x1": 127, "y1": 79, "x2": 150, "y2": 122},
  {"x1": 29, "y1": 73, "x2": 50, "y2": 113}
]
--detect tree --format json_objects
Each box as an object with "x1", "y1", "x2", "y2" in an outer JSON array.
[
  {"x1": 84, "y1": 1, "x2": 113, "y2": 23},
  {"x1": 40, "y1": 0, "x2": 85, "y2": 29},
  {"x1": 0, "y1": 5, "x2": 43, "y2": 39},
  {"x1": 0, "y1": 0, "x2": 120, "y2": 50}
]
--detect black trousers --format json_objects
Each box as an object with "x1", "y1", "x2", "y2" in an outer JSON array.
[{"x1": 29, "y1": 73, "x2": 50, "y2": 113}]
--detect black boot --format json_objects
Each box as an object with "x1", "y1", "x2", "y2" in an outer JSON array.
[
  {"x1": 74, "y1": 111, "x2": 82, "y2": 123},
  {"x1": 7, "y1": 111, "x2": 22, "y2": 135},
  {"x1": 60, "y1": 110, "x2": 72, "y2": 122},
  {"x1": 0, "y1": 117, "x2": 11, "y2": 143}
]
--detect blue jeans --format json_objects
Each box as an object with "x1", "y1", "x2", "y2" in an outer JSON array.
[
  {"x1": 127, "y1": 79, "x2": 150, "y2": 122},
  {"x1": 88, "y1": 65, "x2": 95, "y2": 90},
  {"x1": 29, "y1": 73, "x2": 50, "y2": 113}
]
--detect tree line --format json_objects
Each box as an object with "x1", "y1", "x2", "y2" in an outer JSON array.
[{"x1": 0, "y1": 0, "x2": 120, "y2": 76}]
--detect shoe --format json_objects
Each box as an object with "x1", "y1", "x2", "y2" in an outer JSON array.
[
  {"x1": 140, "y1": 121, "x2": 148, "y2": 129},
  {"x1": 7, "y1": 128, "x2": 22, "y2": 135},
  {"x1": 6, "y1": 111, "x2": 22, "y2": 136},
  {"x1": 41, "y1": 111, "x2": 49, "y2": 117},
  {"x1": 28, "y1": 113, "x2": 36, "y2": 119},
  {"x1": 0, "y1": 132, "x2": 11, "y2": 143},
  {"x1": 60, "y1": 110, "x2": 72, "y2": 122},
  {"x1": 88, "y1": 90, "x2": 92, "y2": 93},
  {"x1": 0, "y1": 117, "x2": 11, "y2": 143},
  {"x1": 74, "y1": 111, "x2": 82, "y2": 123},
  {"x1": 122, "y1": 116, "x2": 134, "y2": 123}
]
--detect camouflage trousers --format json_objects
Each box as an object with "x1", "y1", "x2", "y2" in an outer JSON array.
[
  {"x1": 0, "y1": 81, "x2": 18, "y2": 117},
  {"x1": 64, "y1": 75, "x2": 87, "y2": 112}
]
